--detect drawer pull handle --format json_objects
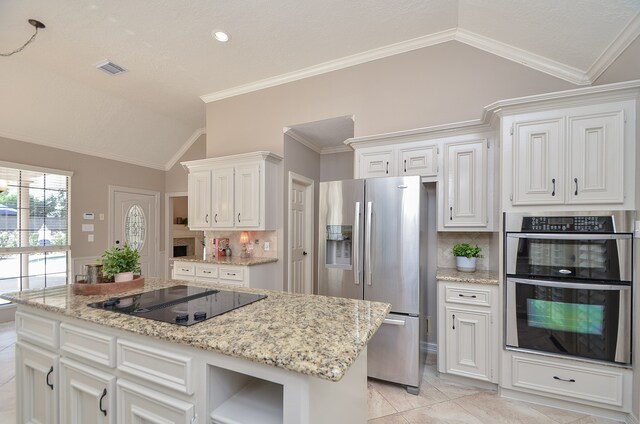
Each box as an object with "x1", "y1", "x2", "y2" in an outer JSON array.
[
  {"x1": 181, "y1": 269, "x2": 190, "y2": 272},
  {"x1": 227, "y1": 273, "x2": 236, "y2": 276},
  {"x1": 553, "y1": 376, "x2": 576, "y2": 383},
  {"x1": 203, "y1": 271, "x2": 212, "y2": 274},
  {"x1": 386, "y1": 161, "x2": 389, "y2": 174},
  {"x1": 99, "y1": 388, "x2": 107, "y2": 416},
  {"x1": 551, "y1": 178, "x2": 556, "y2": 196},
  {"x1": 205, "y1": 214, "x2": 209, "y2": 223},
  {"x1": 404, "y1": 159, "x2": 407, "y2": 173},
  {"x1": 214, "y1": 213, "x2": 218, "y2": 223},
  {"x1": 574, "y1": 178, "x2": 578, "y2": 196},
  {"x1": 238, "y1": 213, "x2": 241, "y2": 223},
  {"x1": 458, "y1": 294, "x2": 477, "y2": 298},
  {"x1": 449, "y1": 206, "x2": 453, "y2": 220},
  {"x1": 46, "y1": 366, "x2": 54, "y2": 390},
  {"x1": 452, "y1": 314, "x2": 455, "y2": 330}
]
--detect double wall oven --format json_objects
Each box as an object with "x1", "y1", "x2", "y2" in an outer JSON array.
[{"x1": 505, "y1": 211, "x2": 634, "y2": 365}]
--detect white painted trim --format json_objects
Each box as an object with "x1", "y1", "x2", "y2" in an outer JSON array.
[
  {"x1": 0, "y1": 159, "x2": 74, "y2": 177},
  {"x1": 287, "y1": 172, "x2": 315, "y2": 295},
  {"x1": 164, "y1": 128, "x2": 206, "y2": 171},
  {"x1": 320, "y1": 145, "x2": 353, "y2": 155},
  {"x1": 200, "y1": 29, "x2": 457, "y2": 103},
  {"x1": 587, "y1": 10, "x2": 640, "y2": 83},
  {"x1": 182, "y1": 151, "x2": 283, "y2": 171},
  {"x1": 284, "y1": 128, "x2": 322, "y2": 154},
  {"x1": 455, "y1": 28, "x2": 591, "y2": 85},
  {"x1": 165, "y1": 191, "x2": 189, "y2": 279}
]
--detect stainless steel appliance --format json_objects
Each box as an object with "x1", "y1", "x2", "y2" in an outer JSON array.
[
  {"x1": 88, "y1": 285, "x2": 266, "y2": 326},
  {"x1": 318, "y1": 176, "x2": 434, "y2": 394},
  {"x1": 505, "y1": 211, "x2": 634, "y2": 365}
]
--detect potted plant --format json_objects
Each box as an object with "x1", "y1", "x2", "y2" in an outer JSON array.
[
  {"x1": 452, "y1": 243, "x2": 482, "y2": 272},
  {"x1": 100, "y1": 243, "x2": 141, "y2": 282}
]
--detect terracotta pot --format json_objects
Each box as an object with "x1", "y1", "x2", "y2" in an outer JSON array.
[{"x1": 455, "y1": 256, "x2": 477, "y2": 273}]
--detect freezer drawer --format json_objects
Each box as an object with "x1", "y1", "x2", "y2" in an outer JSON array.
[{"x1": 367, "y1": 314, "x2": 420, "y2": 388}]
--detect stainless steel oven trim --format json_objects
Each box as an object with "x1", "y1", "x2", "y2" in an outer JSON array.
[
  {"x1": 507, "y1": 233, "x2": 633, "y2": 240},
  {"x1": 505, "y1": 210, "x2": 636, "y2": 233},
  {"x1": 507, "y1": 277, "x2": 631, "y2": 291}
]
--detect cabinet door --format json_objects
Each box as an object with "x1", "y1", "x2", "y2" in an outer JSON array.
[
  {"x1": 117, "y1": 379, "x2": 195, "y2": 424},
  {"x1": 445, "y1": 307, "x2": 491, "y2": 381},
  {"x1": 60, "y1": 358, "x2": 116, "y2": 424},
  {"x1": 358, "y1": 150, "x2": 394, "y2": 178},
  {"x1": 187, "y1": 170, "x2": 212, "y2": 228},
  {"x1": 212, "y1": 167, "x2": 235, "y2": 227},
  {"x1": 16, "y1": 341, "x2": 59, "y2": 424},
  {"x1": 568, "y1": 111, "x2": 624, "y2": 204},
  {"x1": 399, "y1": 146, "x2": 437, "y2": 177},
  {"x1": 512, "y1": 118, "x2": 564, "y2": 205},
  {"x1": 234, "y1": 164, "x2": 261, "y2": 227},
  {"x1": 443, "y1": 140, "x2": 487, "y2": 227}
]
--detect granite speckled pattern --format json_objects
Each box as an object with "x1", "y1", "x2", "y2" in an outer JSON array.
[
  {"x1": 436, "y1": 268, "x2": 499, "y2": 285},
  {"x1": 1, "y1": 279, "x2": 389, "y2": 382},
  {"x1": 170, "y1": 256, "x2": 278, "y2": 266}
]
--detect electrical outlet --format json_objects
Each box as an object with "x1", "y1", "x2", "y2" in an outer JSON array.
[{"x1": 263, "y1": 241, "x2": 270, "y2": 251}]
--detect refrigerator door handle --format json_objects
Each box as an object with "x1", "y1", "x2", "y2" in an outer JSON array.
[
  {"x1": 353, "y1": 201, "x2": 360, "y2": 285},
  {"x1": 365, "y1": 201, "x2": 373, "y2": 286}
]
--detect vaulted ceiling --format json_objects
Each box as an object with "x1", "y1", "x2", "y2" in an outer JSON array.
[{"x1": 1, "y1": 0, "x2": 638, "y2": 169}]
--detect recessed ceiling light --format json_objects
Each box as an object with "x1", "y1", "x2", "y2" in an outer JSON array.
[{"x1": 213, "y1": 30, "x2": 229, "y2": 43}]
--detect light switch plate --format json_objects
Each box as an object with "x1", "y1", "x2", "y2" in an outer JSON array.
[
  {"x1": 82, "y1": 224, "x2": 94, "y2": 232},
  {"x1": 83, "y1": 212, "x2": 94, "y2": 220},
  {"x1": 88, "y1": 234, "x2": 94, "y2": 242},
  {"x1": 263, "y1": 241, "x2": 270, "y2": 251}
]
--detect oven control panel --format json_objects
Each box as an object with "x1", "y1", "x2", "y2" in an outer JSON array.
[{"x1": 523, "y1": 216, "x2": 613, "y2": 232}]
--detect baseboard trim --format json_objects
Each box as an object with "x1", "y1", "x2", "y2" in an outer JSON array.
[
  {"x1": 421, "y1": 341, "x2": 437, "y2": 353},
  {"x1": 0, "y1": 303, "x2": 16, "y2": 323}
]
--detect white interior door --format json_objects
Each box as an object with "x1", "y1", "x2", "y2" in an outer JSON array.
[
  {"x1": 289, "y1": 174, "x2": 313, "y2": 294},
  {"x1": 110, "y1": 186, "x2": 159, "y2": 277}
]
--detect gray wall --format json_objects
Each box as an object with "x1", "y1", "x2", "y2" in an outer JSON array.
[
  {"x1": 320, "y1": 151, "x2": 354, "y2": 182},
  {"x1": 165, "y1": 134, "x2": 207, "y2": 193}
]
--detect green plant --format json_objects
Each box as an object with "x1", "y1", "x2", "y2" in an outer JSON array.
[
  {"x1": 100, "y1": 243, "x2": 141, "y2": 278},
  {"x1": 452, "y1": 243, "x2": 482, "y2": 258}
]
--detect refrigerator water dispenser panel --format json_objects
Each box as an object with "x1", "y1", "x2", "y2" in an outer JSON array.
[{"x1": 325, "y1": 225, "x2": 352, "y2": 268}]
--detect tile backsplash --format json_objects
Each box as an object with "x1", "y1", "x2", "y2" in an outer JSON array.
[
  {"x1": 437, "y1": 232, "x2": 499, "y2": 271},
  {"x1": 203, "y1": 230, "x2": 278, "y2": 259}
]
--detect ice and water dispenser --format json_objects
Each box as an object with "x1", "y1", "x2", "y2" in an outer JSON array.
[{"x1": 324, "y1": 225, "x2": 352, "y2": 268}]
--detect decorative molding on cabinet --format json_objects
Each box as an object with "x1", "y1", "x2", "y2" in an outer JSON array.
[{"x1": 181, "y1": 150, "x2": 282, "y2": 171}]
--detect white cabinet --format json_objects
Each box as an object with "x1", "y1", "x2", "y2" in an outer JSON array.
[
  {"x1": 60, "y1": 357, "x2": 116, "y2": 424},
  {"x1": 353, "y1": 141, "x2": 439, "y2": 179},
  {"x1": 172, "y1": 260, "x2": 280, "y2": 290},
  {"x1": 183, "y1": 151, "x2": 281, "y2": 231},
  {"x1": 399, "y1": 145, "x2": 437, "y2": 177},
  {"x1": 442, "y1": 139, "x2": 487, "y2": 228},
  {"x1": 16, "y1": 341, "x2": 59, "y2": 424},
  {"x1": 358, "y1": 149, "x2": 394, "y2": 178},
  {"x1": 117, "y1": 379, "x2": 195, "y2": 424},
  {"x1": 438, "y1": 281, "x2": 498, "y2": 383}
]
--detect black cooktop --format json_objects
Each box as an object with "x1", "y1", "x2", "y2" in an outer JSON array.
[{"x1": 87, "y1": 285, "x2": 266, "y2": 326}]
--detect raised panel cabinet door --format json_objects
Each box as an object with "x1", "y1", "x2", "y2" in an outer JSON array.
[
  {"x1": 358, "y1": 150, "x2": 394, "y2": 178},
  {"x1": 512, "y1": 118, "x2": 565, "y2": 205},
  {"x1": 567, "y1": 110, "x2": 624, "y2": 204},
  {"x1": 16, "y1": 341, "x2": 59, "y2": 424},
  {"x1": 212, "y1": 167, "x2": 235, "y2": 227},
  {"x1": 445, "y1": 307, "x2": 491, "y2": 381},
  {"x1": 443, "y1": 140, "x2": 487, "y2": 227},
  {"x1": 234, "y1": 163, "x2": 261, "y2": 227},
  {"x1": 187, "y1": 170, "x2": 212, "y2": 228},
  {"x1": 117, "y1": 379, "x2": 195, "y2": 424},
  {"x1": 60, "y1": 358, "x2": 116, "y2": 424},
  {"x1": 399, "y1": 146, "x2": 438, "y2": 177}
]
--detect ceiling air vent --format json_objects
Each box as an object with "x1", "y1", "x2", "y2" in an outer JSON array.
[{"x1": 95, "y1": 60, "x2": 128, "y2": 75}]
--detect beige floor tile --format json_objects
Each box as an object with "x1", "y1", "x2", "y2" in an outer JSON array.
[
  {"x1": 368, "y1": 380, "x2": 398, "y2": 420},
  {"x1": 424, "y1": 354, "x2": 437, "y2": 366},
  {"x1": 527, "y1": 403, "x2": 587, "y2": 423},
  {"x1": 369, "y1": 378, "x2": 449, "y2": 413},
  {"x1": 0, "y1": 378, "x2": 15, "y2": 413},
  {"x1": 0, "y1": 322, "x2": 16, "y2": 351},
  {"x1": 368, "y1": 413, "x2": 410, "y2": 424},
  {"x1": 0, "y1": 345, "x2": 15, "y2": 386},
  {"x1": 570, "y1": 417, "x2": 624, "y2": 424},
  {"x1": 0, "y1": 410, "x2": 15, "y2": 424},
  {"x1": 402, "y1": 400, "x2": 484, "y2": 424},
  {"x1": 454, "y1": 392, "x2": 558, "y2": 424},
  {"x1": 422, "y1": 373, "x2": 486, "y2": 400}
]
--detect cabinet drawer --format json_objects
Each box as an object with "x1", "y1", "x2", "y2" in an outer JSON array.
[
  {"x1": 219, "y1": 267, "x2": 244, "y2": 281},
  {"x1": 117, "y1": 339, "x2": 193, "y2": 395},
  {"x1": 60, "y1": 323, "x2": 116, "y2": 368},
  {"x1": 512, "y1": 355, "x2": 624, "y2": 406},
  {"x1": 444, "y1": 286, "x2": 491, "y2": 307},
  {"x1": 196, "y1": 264, "x2": 218, "y2": 279},
  {"x1": 173, "y1": 262, "x2": 195, "y2": 277},
  {"x1": 15, "y1": 311, "x2": 59, "y2": 349}
]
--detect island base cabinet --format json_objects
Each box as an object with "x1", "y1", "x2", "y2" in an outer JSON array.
[
  {"x1": 117, "y1": 379, "x2": 196, "y2": 424},
  {"x1": 16, "y1": 341, "x2": 59, "y2": 424},
  {"x1": 60, "y1": 357, "x2": 116, "y2": 424}
]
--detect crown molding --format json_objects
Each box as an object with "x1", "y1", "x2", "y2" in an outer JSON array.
[
  {"x1": 182, "y1": 151, "x2": 283, "y2": 171},
  {"x1": 321, "y1": 145, "x2": 353, "y2": 155},
  {"x1": 284, "y1": 128, "x2": 322, "y2": 154},
  {"x1": 200, "y1": 29, "x2": 457, "y2": 103},
  {"x1": 587, "y1": 10, "x2": 640, "y2": 83},
  {"x1": 164, "y1": 128, "x2": 206, "y2": 171},
  {"x1": 454, "y1": 28, "x2": 591, "y2": 85}
]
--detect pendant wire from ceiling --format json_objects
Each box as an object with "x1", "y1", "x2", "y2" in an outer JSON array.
[{"x1": 1, "y1": 19, "x2": 46, "y2": 57}]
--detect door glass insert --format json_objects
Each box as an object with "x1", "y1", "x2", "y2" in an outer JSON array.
[{"x1": 125, "y1": 204, "x2": 146, "y2": 251}]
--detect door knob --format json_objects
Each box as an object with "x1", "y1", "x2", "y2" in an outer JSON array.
[{"x1": 303, "y1": 251, "x2": 308, "y2": 256}]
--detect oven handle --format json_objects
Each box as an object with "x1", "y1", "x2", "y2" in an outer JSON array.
[
  {"x1": 507, "y1": 277, "x2": 630, "y2": 291},
  {"x1": 507, "y1": 233, "x2": 632, "y2": 240}
]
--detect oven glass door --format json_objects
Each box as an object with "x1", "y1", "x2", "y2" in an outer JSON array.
[
  {"x1": 505, "y1": 234, "x2": 632, "y2": 282},
  {"x1": 506, "y1": 278, "x2": 631, "y2": 364}
]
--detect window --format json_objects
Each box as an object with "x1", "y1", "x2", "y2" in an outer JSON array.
[{"x1": 0, "y1": 162, "x2": 72, "y2": 305}]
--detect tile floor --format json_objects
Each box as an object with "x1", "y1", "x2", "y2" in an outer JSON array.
[{"x1": 0, "y1": 321, "x2": 623, "y2": 424}]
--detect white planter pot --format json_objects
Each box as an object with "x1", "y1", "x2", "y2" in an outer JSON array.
[
  {"x1": 114, "y1": 272, "x2": 134, "y2": 282},
  {"x1": 455, "y1": 256, "x2": 477, "y2": 273}
]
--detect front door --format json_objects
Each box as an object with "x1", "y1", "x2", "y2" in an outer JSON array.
[{"x1": 110, "y1": 186, "x2": 158, "y2": 277}]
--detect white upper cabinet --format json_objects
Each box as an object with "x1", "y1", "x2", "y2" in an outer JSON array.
[
  {"x1": 399, "y1": 145, "x2": 438, "y2": 177},
  {"x1": 358, "y1": 149, "x2": 395, "y2": 178},
  {"x1": 183, "y1": 151, "x2": 282, "y2": 231},
  {"x1": 353, "y1": 140, "x2": 439, "y2": 180}
]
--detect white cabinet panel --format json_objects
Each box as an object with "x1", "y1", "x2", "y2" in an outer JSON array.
[
  {"x1": 212, "y1": 167, "x2": 235, "y2": 228},
  {"x1": 60, "y1": 323, "x2": 116, "y2": 368},
  {"x1": 60, "y1": 357, "x2": 116, "y2": 424},
  {"x1": 234, "y1": 163, "x2": 261, "y2": 227},
  {"x1": 358, "y1": 150, "x2": 394, "y2": 178},
  {"x1": 399, "y1": 146, "x2": 437, "y2": 177},
  {"x1": 445, "y1": 307, "x2": 490, "y2": 381},
  {"x1": 16, "y1": 341, "x2": 59, "y2": 424},
  {"x1": 117, "y1": 379, "x2": 195, "y2": 424},
  {"x1": 187, "y1": 171, "x2": 212, "y2": 229}
]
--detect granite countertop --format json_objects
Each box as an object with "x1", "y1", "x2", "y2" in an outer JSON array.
[
  {"x1": 1, "y1": 279, "x2": 390, "y2": 382},
  {"x1": 436, "y1": 268, "x2": 500, "y2": 285},
  {"x1": 170, "y1": 256, "x2": 278, "y2": 266}
]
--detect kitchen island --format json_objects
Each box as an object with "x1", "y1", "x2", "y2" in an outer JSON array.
[{"x1": 2, "y1": 278, "x2": 390, "y2": 424}]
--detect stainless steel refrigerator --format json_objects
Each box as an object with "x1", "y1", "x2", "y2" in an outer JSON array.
[{"x1": 318, "y1": 176, "x2": 433, "y2": 394}]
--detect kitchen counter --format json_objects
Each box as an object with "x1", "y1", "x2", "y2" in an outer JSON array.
[
  {"x1": 1, "y1": 278, "x2": 389, "y2": 382},
  {"x1": 436, "y1": 267, "x2": 500, "y2": 285},
  {"x1": 170, "y1": 255, "x2": 278, "y2": 266}
]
